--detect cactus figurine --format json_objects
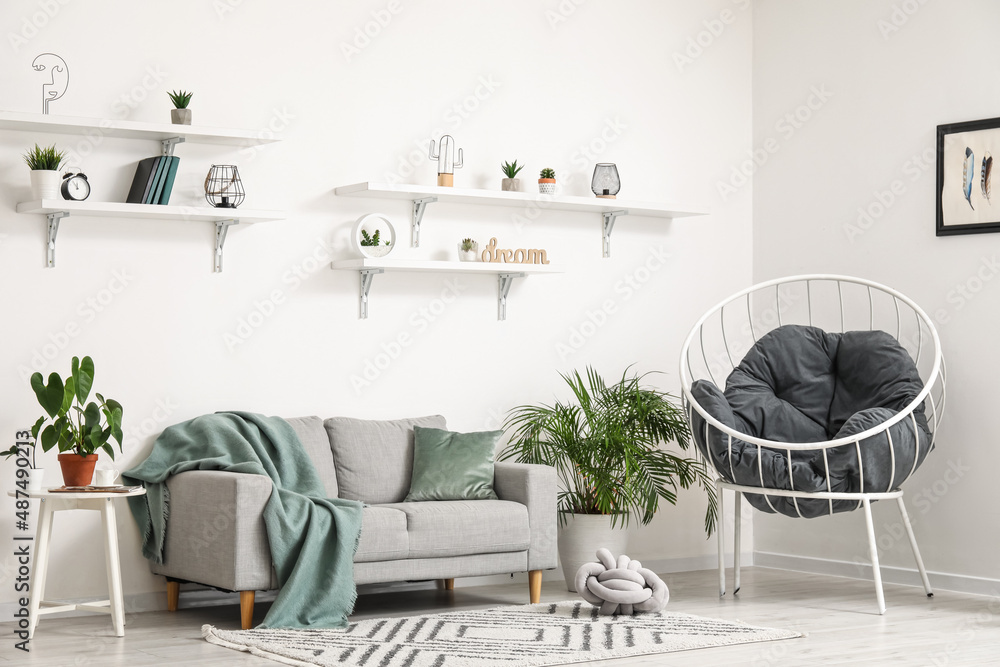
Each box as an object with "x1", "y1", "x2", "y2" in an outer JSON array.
[{"x1": 429, "y1": 134, "x2": 464, "y2": 187}]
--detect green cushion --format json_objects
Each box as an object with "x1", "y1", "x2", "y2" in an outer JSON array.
[{"x1": 404, "y1": 426, "x2": 501, "y2": 501}]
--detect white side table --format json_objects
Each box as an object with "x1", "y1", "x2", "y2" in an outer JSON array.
[{"x1": 8, "y1": 487, "x2": 146, "y2": 638}]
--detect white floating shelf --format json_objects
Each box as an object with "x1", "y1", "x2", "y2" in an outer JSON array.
[
  {"x1": 334, "y1": 182, "x2": 707, "y2": 257},
  {"x1": 0, "y1": 110, "x2": 281, "y2": 146},
  {"x1": 17, "y1": 200, "x2": 284, "y2": 272},
  {"x1": 332, "y1": 258, "x2": 562, "y2": 320}
]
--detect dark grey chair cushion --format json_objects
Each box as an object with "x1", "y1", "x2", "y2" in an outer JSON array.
[{"x1": 690, "y1": 325, "x2": 933, "y2": 518}]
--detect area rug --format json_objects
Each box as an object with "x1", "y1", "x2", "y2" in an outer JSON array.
[{"x1": 203, "y1": 600, "x2": 801, "y2": 666}]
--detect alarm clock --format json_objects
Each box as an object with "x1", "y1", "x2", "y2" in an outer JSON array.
[{"x1": 61, "y1": 170, "x2": 91, "y2": 201}]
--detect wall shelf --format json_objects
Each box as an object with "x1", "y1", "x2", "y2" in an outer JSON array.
[
  {"x1": 331, "y1": 258, "x2": 561, "y2": 320},
  {"x1": 334, "y1": 182, "x2": 707, "y2": 257},
  {"x1": 17, "y1": 200, "x2": 284, "y2": 272}
]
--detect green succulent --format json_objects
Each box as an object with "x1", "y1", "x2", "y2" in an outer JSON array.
[
  {"x1": 501, "y1": 160, "x2": 524, "y2": 178},
  {"x1": 167, "y1": 90, "x2": 193, "y2": 109},
  {"x1": 361, "y1": 229, "x2": 390, "y2": 247},
  {"x1": 460, "y1": 238, "x2": 477, "y2": 252},
  {"x1": 22, "y1": 143, "x2": 66, "y2": 171},
  {"x1": 539, "y1": 168, "x2": 555, "y2": 180}
]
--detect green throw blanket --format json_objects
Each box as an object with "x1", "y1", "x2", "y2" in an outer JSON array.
[{"x1": 123, "y1": 412, "x2": 363, "y2": 629}]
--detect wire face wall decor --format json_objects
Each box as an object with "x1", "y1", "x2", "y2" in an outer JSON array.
[{"x1": 32, "y1": 53, "x2": 69, "y2": 114}]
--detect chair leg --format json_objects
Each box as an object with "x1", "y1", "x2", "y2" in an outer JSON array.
[
  {"x1": 528, "y1": 570, "x2": 542, "y2": 604},
  {"x1": 896, "y1": 496, "x2": 933, "y2": 597},
  {"x1": 715, "y1": 480, "x2": 727, "y2": 597},
  {"x1": 862, "y1": 498, "x2": 886, "y2": 615},
  {"x1": 734, "y1": 491, "x2": 742, "y2": 596},
  {"x1": 240, "y1": 591, "x2": 255, "y2": 630},
  {"x1": 166, "y1": 581, "x2": 179, "y2": 612}
]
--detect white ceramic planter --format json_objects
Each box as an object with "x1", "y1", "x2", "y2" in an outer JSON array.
[
  {"x1": 458, "y1": 244, "x2": 478, "y2": 262},
  {"x1": 27, "y1": 468, "x2": 45, "y2": 491},
  {"x1": 557, "y1": 513, "x2": 629, "y2": 592},
  {"x1": 30, "y1": 170, "x2": 61, "y2": 200},
  {"x1": 539, "y1": 181, "x2": 556, "y2": 195},
  {"x1": 352, "y1": 213, "x2": 396, "y2": 259}
]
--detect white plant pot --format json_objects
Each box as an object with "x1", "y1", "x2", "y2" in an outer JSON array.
[
  {"x1": 352, "y1": 213, "x2": 396, "y2": 259},
  {"x1": 30, "y1": 170, "x2": 62, "y2": 200},
  {"x1": 27, "y1": 468, "x2": 45, "y2": 491},
  {"x1": 458, "y1": 245, "x2": 479, "y2": 262},
  {"x1": 539, "y1": 182, "x2": 556, "y2": 195},
  {"x1": 557, "y1": 513, "x2": 629, "y2": 592}
]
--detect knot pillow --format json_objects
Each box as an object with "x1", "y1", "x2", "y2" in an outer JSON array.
[{"x1": 575, "y1": 548, "x2": 668, "y2": 615}]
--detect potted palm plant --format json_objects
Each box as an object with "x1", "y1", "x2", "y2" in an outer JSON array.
[
  {"x1": 168, "y1": 90, "x2": 193, "y2": 125},
  {"x1": 28, "y1": 356, "x2": 124, "y2": 487},
  {"x1": 501, "y1": 160, "x2": 524, "y2": 192},
  {"x1": 23, "y1": 143, "x2": 66, "y2": 200},
  {"x1": 501, "y1": 366, "x2": 717, "y2": 591}
]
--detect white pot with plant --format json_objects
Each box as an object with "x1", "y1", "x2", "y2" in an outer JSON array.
[
  {"x1": 458, "y1": 238, "x2": 479, "y2": 261},
  {"x1": 1, "y1": 437, "x2": 44, "y2": 490},
  {"x1": 501, "y1": 160, "x2": 524, "y2": 192},
  {"x1": 500, "y1": 366, "x2": 718, "y2": 592},
  {"x1": 23, "y1": 143, "x2": 66, "y2": 200},
  {"x1": 538, "y1": 167, "x2": 556, "y2": 195},
  {"x1": 353, "y1": 213, "x2": 395, "y2": 258},
  {"x1": 168, "y1": 90, "x2": 193, "y2": 125}
]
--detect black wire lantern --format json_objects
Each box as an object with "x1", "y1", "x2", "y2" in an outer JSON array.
[
  {"x1": 204, "y1": 165, "x2": 245, "y2": 208},
  {"x1": 591, "y1": 163, "x2": 621, "y2": 199}
]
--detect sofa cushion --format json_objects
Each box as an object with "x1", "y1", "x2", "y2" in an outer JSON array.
[
  {"x1": 355, "y1": 506, "x2": 408, "y2": 563},
  {"x1": 324, "y1": 415, "x2": 446, "y2": 504},
  {"x1": 381, "y1": 500, "x2": 531, "y2": 559},
  {"x1": 286, "y1": 416, "x2": 338, "y2": 498},
  {"x1": 404, "y1": 426, "x2": 500, "y2": 502}
]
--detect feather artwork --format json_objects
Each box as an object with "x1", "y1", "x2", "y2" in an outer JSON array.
[
  {"x1": 963, "y1": 147, "x2": 975, "y2": 210},
  {"x1": 983, "y1": 152, "x2": 993, "y2": 204}
]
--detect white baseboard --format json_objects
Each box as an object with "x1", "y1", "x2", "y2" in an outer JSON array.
[
  {"x1": 0, "y1": 552, "x2": 754, "y2": 621},
  {"x1": 754, "y1": 551, "x2": 1000, "y2": 597}
]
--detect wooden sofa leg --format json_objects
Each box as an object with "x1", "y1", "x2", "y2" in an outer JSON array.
[
  {"x1": 240, "y1": 591, "x2": 255, "y2": 630},
  {"x1": 438, "y1": 578, "x2": 455, "y2": 591},
  {"x1": 528, "y1": 570, "x2": 542, "y2": 604},
  {"x1": 166, "y1": 581, "x2": 179, "y2": 612}
]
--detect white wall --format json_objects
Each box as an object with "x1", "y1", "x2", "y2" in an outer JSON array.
[
  {"x1": 0, "y1": 0, "x2": 752, "y2": 608},
  {"x1": 752, "y1": 0, "x2": 1000, "y2": 591}
]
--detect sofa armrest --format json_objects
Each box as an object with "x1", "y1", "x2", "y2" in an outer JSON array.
[
  {"x1": 151, "y1": 470, "x2": 275, "y2": 592},
  {"x1": 493, "y1": 462, "x2": 558, "y2": 571}
]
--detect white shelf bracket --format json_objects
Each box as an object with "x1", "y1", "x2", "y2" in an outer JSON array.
[
  {"x1": 214, "y1": 219, "x2": 239, "y2": 273},
  {"x1": 497, "y1": 272, "x2": 526, "y2": 321},
  {"x1": 411, "y1": 197, "x2": 437, "y2": 247},
  {"x1": 161, "y1": 136, "x2": 186, "y2": 156},
  {"x1": 45, "y1": 211, "x2": 69, "y2": 268},
  {"x1": 602, "y1": 209, "x2": 629, "y2": 258},
  {"x1": 358, "y1": 268, "x2": 384, "y2": 319}
]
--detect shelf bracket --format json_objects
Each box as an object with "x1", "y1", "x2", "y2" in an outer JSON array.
[
  {"x1": 358, "y1": 268, "x2": 384, "y2": 319},
  {"x1": 214, "y1": 219, "x2": 239, "y2": 273},
  {"x1": 601, "y1": 209, "x2": 629, "y2": 258},
  {"x1": 161, "y1": 136, "x2": 186, "y2": 156},
  {"x1": 45, "y1": 211, "x2": 69, "y2": 268},
  {"x1": 497, "y1": 272, "x2": 526, "y2": 321},
  {"x1": 411, "y1": 197, "x2": 437, "y2": 247}
]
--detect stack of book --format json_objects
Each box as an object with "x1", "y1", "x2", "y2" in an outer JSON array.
[{"x1": 125, "y1": 155, "x2": 180, "y2": 205}]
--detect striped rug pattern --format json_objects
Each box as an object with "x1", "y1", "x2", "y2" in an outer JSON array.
[{"x1": 204, "y1": 600, "x2": 800, "y2": 666}]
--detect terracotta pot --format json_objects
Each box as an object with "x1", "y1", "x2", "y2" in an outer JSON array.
[
  {"x1": 538, "y1": 178, "x2": 556, "y2": 195},
  {"x1": 58, "y1": 453, "x2": 98, "y2": 486}
]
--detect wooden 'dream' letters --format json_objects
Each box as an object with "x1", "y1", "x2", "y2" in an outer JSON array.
[{"x1": 481, "y1": 237, "x2": 550, "y2": 264}]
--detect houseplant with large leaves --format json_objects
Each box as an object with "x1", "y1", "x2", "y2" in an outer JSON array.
[
  {"x1": 500, "y1": 366, "x2": 717, "y2": 591},
  {"x1": 29, "y1": 356, "x2": 124, "y2": 486}
]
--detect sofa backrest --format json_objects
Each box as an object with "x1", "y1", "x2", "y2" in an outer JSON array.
[
  {"x1": 324, "y1": 415, "x2": 446, "y2": 504},
  {"x1": 286, "y1": 416, "x2": 339, "y2": 498}
]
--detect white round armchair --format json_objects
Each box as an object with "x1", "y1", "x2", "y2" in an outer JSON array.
[{"x1": 678, "y1": 275, "x2": 946, "y2": 614}]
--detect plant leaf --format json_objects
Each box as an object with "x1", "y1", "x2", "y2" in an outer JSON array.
[
  {"x1": 75, "y1": 356, "x2": 95, "y2": 404},
  {"x1": 31, "y1": 372, "x2": 65, "y2": 418}
]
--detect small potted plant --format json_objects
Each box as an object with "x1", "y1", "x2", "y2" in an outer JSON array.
[
  {"x1": 538, "y1": 167, "x2": 556, "y2": 195},
  {"x1": 23, "y1": 143, "x2": 66, "y2": 200},
  {"x1": 458, "y1": 237, "x2": 479, "y2": 262},
  {"x1": 0, "y1": 437, "x2": 44, "y2": 491},
  {"x1": 501, "y1": 160, "x2": 524, "y2": 192},
  {"x1": 360, "y1": 228, "x2": 392, "y2": 258},
  {"x1": 168, "y1": 90, "x2": 193, "y2": 125},
  {"x1": 28, "y1": 356, "x2": 124, "y2": 487}
]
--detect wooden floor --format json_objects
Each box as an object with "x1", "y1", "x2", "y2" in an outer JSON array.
[{"x1": 4, "y1": 566, "x2": 999, "y2": 665}]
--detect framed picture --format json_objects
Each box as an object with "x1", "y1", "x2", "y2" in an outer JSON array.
[{"x1": 936, "y1": 116, "x2": 1000, "y2": 236}]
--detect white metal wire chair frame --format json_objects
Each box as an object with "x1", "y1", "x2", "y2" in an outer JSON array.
[{"x1": 678, "y1": 275, "x2": 946, "y2": 615}]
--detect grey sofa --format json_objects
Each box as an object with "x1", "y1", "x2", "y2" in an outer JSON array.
[{"x1": 152, "y1": 415, "x2": 558, "y2": 628}]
